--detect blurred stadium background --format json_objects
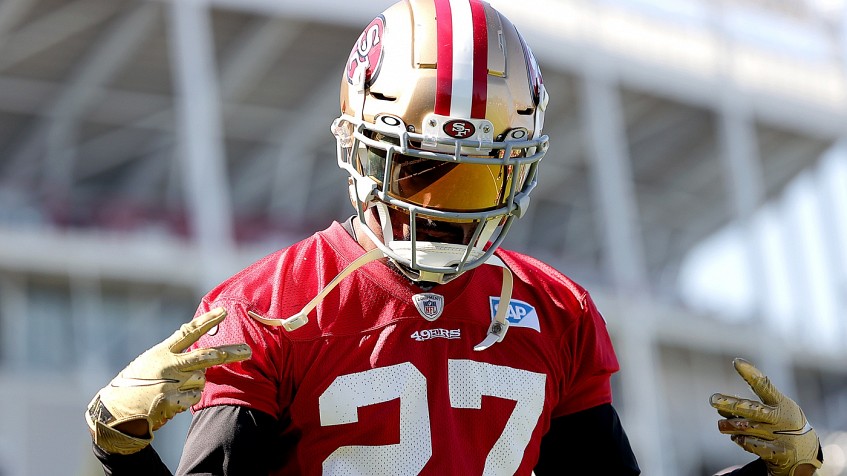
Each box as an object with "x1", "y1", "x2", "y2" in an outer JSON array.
[{"x1": 0, "y1": 0, "x2": 845, "y2": 474}]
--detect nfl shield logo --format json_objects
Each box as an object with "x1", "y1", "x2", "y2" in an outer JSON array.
[{"x1": 412, "y1": 293, "x2": 445, "y2": 321}]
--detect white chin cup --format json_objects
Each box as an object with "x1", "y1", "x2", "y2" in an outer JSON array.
[{"x1": 387, "y1": 240, "x2": 484, "y2": 270}]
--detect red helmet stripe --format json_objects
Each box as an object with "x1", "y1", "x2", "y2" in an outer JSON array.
[
  {"x1": 434, "y1": 0, "x2": 453, "y2": 116},
  {"x1": 469, "y1": 0, "x2": 488, "y2": 119},
  {"x1": 434, "y1": 0, "x2": 488, "y2": 120}
]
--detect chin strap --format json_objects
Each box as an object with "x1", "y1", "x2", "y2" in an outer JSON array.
[
  {"x1": 248, "y1": 248, "x2": 385, "y2": 331},
  {"x1": 473, "y1": 255, "x2": 513, "y2": 351},
  {"x1": 248, "y1": 247, "x2": 515, "y2": 351}
]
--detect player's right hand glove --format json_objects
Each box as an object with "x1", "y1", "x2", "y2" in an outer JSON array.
[
  {"x1": 710, "y1": 358, "x2": 823, "y2": 476},
  {"x1": 85, "y1": 308, "x2": 251, "y2": 455}
]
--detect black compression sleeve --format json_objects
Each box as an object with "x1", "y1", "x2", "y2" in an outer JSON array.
[
  {"x1": 93, "y1": 443, "x2": 172, "y2": 476},
  {"x1": 534, "y1": 403, "x2": 641, "y2": 475},
  {"x1": 93, "y1": 406, "x2": 280, "y2": 476},
  {"x1": 176, "y1": 405, "x2": 282, "y2": 475}
]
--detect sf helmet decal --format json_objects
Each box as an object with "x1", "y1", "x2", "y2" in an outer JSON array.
[
  {"x1": 443, "y1": 119, "x2": 476, "y2": 139},
  {"x1": 346, "y1": 15, "x2": 386, "y2": 87}
]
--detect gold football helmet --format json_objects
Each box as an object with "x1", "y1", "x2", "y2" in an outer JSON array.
[{"x1": 333, "y1": 0, "x2": 549, "y2": 283}]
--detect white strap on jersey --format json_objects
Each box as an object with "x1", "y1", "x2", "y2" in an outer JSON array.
[
  {"x1": 473, "y1": 255, "x2": 513, "y2": 351},
  {"x1": 248, "y1": 248, "x2": 385, "y2": 331},
  {"x1": 248, "y1": 247, "x2": 515, "y2": 352}
]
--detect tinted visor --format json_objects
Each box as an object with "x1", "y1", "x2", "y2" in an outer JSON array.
[{"x1": 365, "y1": 148, "x2": 528, "y2": 213}]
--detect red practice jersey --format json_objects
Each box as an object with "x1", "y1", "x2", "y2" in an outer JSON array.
[{"x1": 192, "y1": 221, "x2": 619, "y2": 475}]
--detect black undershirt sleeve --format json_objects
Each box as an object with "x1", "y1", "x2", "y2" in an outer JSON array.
[
  {"x1": 535, "y1": 403, "x2": 641, "y2": 475},
  {"x1": 93, "y1": 443, "x2": 172, "y2": 476},
  {"x1": 177, "y1": 405, "x2": 282, "y2": 475},
  {"x1": 94, "y1": 405, "x2": 280, "y2": 476},
  {"x1": 533, "y1": 404, "x2": 774, "y2": 476}
]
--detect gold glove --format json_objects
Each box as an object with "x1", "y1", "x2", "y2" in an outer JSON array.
[
  {"x1": 710, "y1": 358, "x2": 823, "y2": 476},
  {"x1": 85, "y1": 308, "x2": 251, "y2": 455}
]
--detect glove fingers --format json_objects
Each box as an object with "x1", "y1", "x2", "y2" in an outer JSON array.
[
  {"x1": 733, "y1": 358, "x2": 783, "y2": 407},
  {"x1": 167, "y1": 308, "x2": 228, "y2": 353},
  {"x1": 177, "y1": 388, "x2": 203, "y2": 409},
  {"x1": 717, "y1": 418, "x2": 776, "y2": 440},
  {"x1": 731, "y1": 435, "x2": 789, "y2": 462},
  {"x1": 178, "y1": 370, "x2": 206, "y2": 391},
  {"x1": 151, "y1": 389, "x2": 202, "y2": 431},
  {"x1": 710, "y1": 393, "x2": 778, "y2": 424},
  {"x1": 176, "y1": 344, "x2": 251, "y2": 371},
  {"x1": 213, "y1": 344, "x2": 252, "y2": 364}
]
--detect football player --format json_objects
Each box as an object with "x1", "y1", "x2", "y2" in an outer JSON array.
[{"x1": 86, "y1": 0, "x2": 823, "y2": 474}]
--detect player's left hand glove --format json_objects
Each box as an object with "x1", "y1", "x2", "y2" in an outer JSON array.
[
  {"x1": 85, "y1": 308, "x2": 251, "y2": 455},
  {"x1": 710, "y1": 358, "x2": 823, "y2": 476}
]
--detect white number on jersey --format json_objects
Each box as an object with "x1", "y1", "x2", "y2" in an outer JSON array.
[{"x1": 319, "y1": 360, "x2": 547, "y2": 475}]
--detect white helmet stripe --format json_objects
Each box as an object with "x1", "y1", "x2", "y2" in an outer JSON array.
[
  {"x1": 434, "y1": 0, "x2": 488, "y2": 119},
  {"x1": 449, "y1": 0, "x2": 474, "y2": 117}
]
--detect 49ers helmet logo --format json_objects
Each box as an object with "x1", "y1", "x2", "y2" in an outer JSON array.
[
  {"x1": 443, "y1": 120, "x2": 476, "y2": 139},
  {"x1": 346, "y1": 15, "x2": 385, "y2": 87}
]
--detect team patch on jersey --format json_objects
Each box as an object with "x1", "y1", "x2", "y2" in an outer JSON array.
[
  {"x1": 489, "y1": 297, "x2": 541, "y2": 332},
  {"x1": 411, "y1": 328, "x2": 461, "y2": 342},
  {"x1": 412, "y1": 293, "x2": 445, "y2": 321}
]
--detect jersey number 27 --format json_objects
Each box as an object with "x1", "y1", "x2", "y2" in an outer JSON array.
[{"x1": 319, "y1": 360, "x2": 546, "y2": 475}]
